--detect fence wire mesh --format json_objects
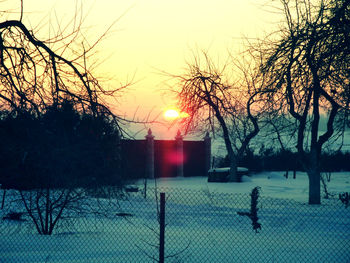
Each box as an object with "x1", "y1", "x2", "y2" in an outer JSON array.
[{"x1": 0, "y1": 186, "x2": 349, "y2": 262}]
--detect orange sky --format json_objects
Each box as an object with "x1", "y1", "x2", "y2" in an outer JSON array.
[{"x1": 2, "y1": 0, "x2": 281, "y2": 138}]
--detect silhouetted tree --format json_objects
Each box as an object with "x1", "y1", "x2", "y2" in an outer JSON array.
[
  {"x1": 0, "y1": 101, "x2": 123, "y2": 234},
  {"x1": 175, "y1": 53, "x2": 262, "y2": 182},
  {"x1": 0, "y1": 2, "x2": 127, "y2": 234},
  {"x1": 257, "y1": 0, "x2": 350, "y2": 204}
]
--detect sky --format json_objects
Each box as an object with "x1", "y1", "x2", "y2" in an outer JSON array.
[{"x1": 1, "y1": 0, "x2": 282, "y2": 139}]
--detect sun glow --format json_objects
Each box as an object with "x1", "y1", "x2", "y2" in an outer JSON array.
[
  {"x1": 163, "y1": 108, "x2": 189, "y2": 120},
  {"x1": 164, "y1": 109, "x2": 180, "y2": 120}
]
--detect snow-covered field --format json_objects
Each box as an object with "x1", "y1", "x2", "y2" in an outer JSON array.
[
  {"x1": 0, "y1": 171, "x2": 349, "y2": 263},
  {"x1": 149, "y1": 171, "x2": 350, "y2": 201}
]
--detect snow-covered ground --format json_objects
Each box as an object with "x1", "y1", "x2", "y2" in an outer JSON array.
[
  {"x1": 144, "y1": 171, "x2": 350, "y2": 202},
  {"x1": 0, "y1": 171, "x2": 349, "y2": 263}
]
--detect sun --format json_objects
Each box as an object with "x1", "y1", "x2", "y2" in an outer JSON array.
[
  {"x1": 164, "y1": 109, "x2": 180, "y2": 120},
  {"x1": 163, "y1": 108, "x2": 189, "y2": 121}
]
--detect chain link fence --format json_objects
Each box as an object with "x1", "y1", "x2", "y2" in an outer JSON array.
[{"x1": 0, "y1": 186, "x2": 349, "y2": 262}]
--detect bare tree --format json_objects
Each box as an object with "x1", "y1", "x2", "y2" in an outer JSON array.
[
  {"x1": 0, "y1": 2, "x2": 128, "y2": 124},
  {"x1": 0, "y1": 2, "x2": 128, "y2": 233},
  {"x1": 18, "y1": 188, "x2": 85, "y2": 235},
  {"x1": 174, "y1": 53, "x2": 261, "y2": 182},
  {"x1": 256, "y1": 0, "x2": 350, "y2": 204}
]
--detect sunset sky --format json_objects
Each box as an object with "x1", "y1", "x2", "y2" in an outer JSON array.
[{"x1": 3, "y1": 0, "x2": 281, "y2": 138}]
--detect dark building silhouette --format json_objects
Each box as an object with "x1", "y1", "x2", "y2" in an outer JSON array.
[{"x1": 121, "y1": 129, "x2": 211, "y2": 179}]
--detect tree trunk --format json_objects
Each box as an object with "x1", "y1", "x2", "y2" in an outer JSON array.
[
  {"x1": 307, "y1": 145, "x2": 321, "y2": 205},
  {"x1": 228, "y1": 155, "x2": 240, "y2": 182},
  {"x1": 308, "y1": 169, "x2": 321, "y2": 205}
]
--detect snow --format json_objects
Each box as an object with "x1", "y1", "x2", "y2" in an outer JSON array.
[
  {"x1": 148, "y1": 171, "x2": 349, "y2": 202},
  {"x1": 0, "y1": 171, "x2": 349, "y2": 262}
]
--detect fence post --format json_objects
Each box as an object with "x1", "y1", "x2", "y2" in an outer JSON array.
[
  {"x1": 159, "y1": 192, "x2": 165, "y2": 263},
  {"x1": 145, "y1": 128, "x2": 155, "y2": 179},
  {"x1": 175, "y1": 130, "x2": 184, "y2": 177}
]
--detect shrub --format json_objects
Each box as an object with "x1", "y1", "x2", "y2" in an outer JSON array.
[{"x1": 2, "y1": 211, "x2": 25, "y2": 221}]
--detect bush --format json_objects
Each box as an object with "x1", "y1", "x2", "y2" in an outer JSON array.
[{"x1": 2, "y1": 211, "x2": 25, "y2": 221}]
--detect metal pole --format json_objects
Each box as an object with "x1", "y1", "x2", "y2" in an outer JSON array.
[{"x1": 159, "y1": 192, "x2": 165, "y2": 263}]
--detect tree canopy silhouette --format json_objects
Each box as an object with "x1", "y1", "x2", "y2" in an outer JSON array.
[
  {"x1": 256, "y1": 0, "x2": 350, "y2": 204},
  {"x1": 175, "y1": 53, "x2": 262, "y2": 182},
  {"x1": 0, "y1": 2, "x2": 127, "y2": 234}
]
